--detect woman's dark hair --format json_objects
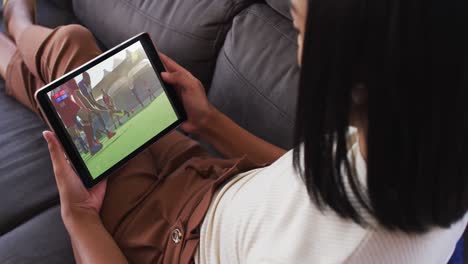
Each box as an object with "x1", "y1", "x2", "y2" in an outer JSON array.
[{"x1": 294, "y1": 0, "x2": 468, "y2": 233}]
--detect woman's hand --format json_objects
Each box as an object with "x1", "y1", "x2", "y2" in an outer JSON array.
[
  {"x1": 159, "y1": 54, "x2": 285, "y2": 163},
  {"x1": 159, "y1": 53, "x2": 215, "y2": 136},
  {"x1": 43, "y1": 131, "x2": 107, "y2": 226}
]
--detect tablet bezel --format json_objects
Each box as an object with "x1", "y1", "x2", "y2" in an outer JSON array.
[{"x1": 35, "y1": 32, "x2": 187, "y2": 189}]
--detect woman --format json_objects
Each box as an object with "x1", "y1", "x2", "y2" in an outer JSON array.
[{"x1": 1, "y1": 0, "x2": 466, "y2": 263}]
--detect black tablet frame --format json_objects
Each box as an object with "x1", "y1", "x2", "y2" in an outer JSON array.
[{"x1": 35, "y1": 33, "x2": 187, "y2": 189}]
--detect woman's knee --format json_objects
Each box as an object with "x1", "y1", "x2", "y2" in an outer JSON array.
[
  {"x1": 55, "y1": 24, "x2": 96, "y2": 47},
  {"x1": 43, "y1": 24, "x2": 101, "y2": 81}
]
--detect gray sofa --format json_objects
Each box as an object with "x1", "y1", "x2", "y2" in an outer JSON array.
[{"x1": 0, "y1": 0, "x2": 299, "y2": 262}]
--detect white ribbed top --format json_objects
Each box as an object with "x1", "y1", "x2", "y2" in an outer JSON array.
[{"x1": 195, "y1": 137, "x2": 467, "y2": 263}]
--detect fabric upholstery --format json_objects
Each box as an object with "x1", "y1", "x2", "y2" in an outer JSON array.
[
  {"x1": 265, "y1": 0, "x2": 293, "y2": 20},
  {"x1": 36, "y1": 0, "x2": 78, "y2": 28},
  {"x1": 0, "y1": 0, "x2": 76, "y2": 231},
  {"x1": 40, "y1": 0, "x2": 74, "y2": 17},
  {"x1": 71, "y1": 0, "x2": 256, "y2": 88},
  {"x1": 0, "y1": 81, "x2": 58, "y2": 234},
  {"x1": 208, "y1": 4, "x2": 300, "y2": 149},
  {"x1": 0, "y1": 207, "x2": 73, "y2": 264},
  {"x1": 0, "y1": 0, "x2": 77, "y2": 262}
]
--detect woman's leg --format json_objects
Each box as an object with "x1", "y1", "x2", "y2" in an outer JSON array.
[
  {"x1": 0, "y1": 27, "x2": 46, "y2": 112},
  {"x1": 2, "y1": 24, "x2": 101, "y2": 114},
  {"x1": 3, "y1": 0, "x2": 36, "y2": 43},
  {"x1": 0, "y1": 34, "x2": 15, "y2": 77},
  {"x1": 0, "y1": 0, "x2": 101, "y2": 113},
  {"x1": 100, "y1": 131, "x2": 211, "y2": 234},
  {"x1": 0, "y1": 4, "x2": 216, "y2": 261}
]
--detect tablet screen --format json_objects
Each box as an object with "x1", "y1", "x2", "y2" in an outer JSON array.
[{"x1": 46, "y1": 41, "x2": 179, "y2": 179}]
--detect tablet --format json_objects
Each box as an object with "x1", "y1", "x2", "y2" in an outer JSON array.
[{"x1": 35, "y1": 33, "x2": 186, "y2": 188}]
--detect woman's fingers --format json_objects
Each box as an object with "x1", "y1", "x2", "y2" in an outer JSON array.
[
  {"x1": 44, "y1": 131, "x2": 66, "y2": 171},
  {"x1": 161, "y1": 71, "x2": 190, "y2": 93},
  {"x1": 43, "y1": 131, "x2": 73, "y2": 191},
  {"x1": 159, "y1": 53, "x2": 185, "y2": 73}
]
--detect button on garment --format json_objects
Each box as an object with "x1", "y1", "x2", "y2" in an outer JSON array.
[{"x1": 172, "y1": 229, "x2": 183, "y2": 244}]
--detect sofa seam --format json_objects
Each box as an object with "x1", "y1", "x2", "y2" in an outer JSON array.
[
  {"x1": 209, "y1": 1, "x2": 260, "y2": 88},
  {"x1": 265, "y1": 1, "x2": 294, "y2": 22},
  {"x1": 207, "y1": 1, "x2": 241, "y2": 88},
  {"x1": 214, "y1": 4, "x2": 298, "y2": 124},
  {"x1": 218, "y1": 49, "x2": 294, "y2": 125},
  {"x1": 213, "y1": 0, "x2": 254, "y2": 50},
  {"x1": 119, "y1": 0, "x2": 215, "y2": 43},
  {"x1": 236, "y1": 8, "x2": 298, "y2": 45}
]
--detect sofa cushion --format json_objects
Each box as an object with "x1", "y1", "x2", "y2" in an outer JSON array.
[
  {"x1": 0, "y1": 207, "x2": 73, "y2": 264},
  {"x1": 0, "y1": 1, "x2": 76, "y2": 261},
  {"x1": 72, "y1": 0, "x2": 256, "y2": 88},
  {"x1": 0, "y1": 0, "x2": 80, "y2": 235},
  {"x1": 208, "y1": 4, "x2": 300, "y2": 149},
  {"x1": 36, "y1": 0, "x2": 78, "y2": 28},
  {"x1": 265, "y1": 0, "x2": 293, "y2": 20},
  {"x1": 41, "y1": 0, "x2": 74, "y2": 15},
  {"x1": 0, "y1": 82, "x2": 60, "y2": 235}
]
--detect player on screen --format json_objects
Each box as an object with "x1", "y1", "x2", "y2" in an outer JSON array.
[
  {"x1": 145, "y1": 80, "x2": 156, "y2": 101},
  {"x1": 78, "y1": 72, "x2": 105, "y2": 109},
  {"x1": 101, "y1": 89, "x2": 130, "y2": 129},
  {"x1": 51, "y1": 80, "x2": 116, "y2": 155},
  {"x1": 78, "y1": 72, "x2": 115, "y2": 139},
  {"x1": 128, "y1": 80, "x2": 145, "y2": 108}
]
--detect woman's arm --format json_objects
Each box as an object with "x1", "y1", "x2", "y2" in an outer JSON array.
[
  {"x1": 43, "y1": 132, "x2": 127, "y2": 263},
  {"x1": 71, "y1": 238, "x2": 82, "y2": 263},
  {"x1": 65, "y1": 211, "x2": 127, "y2": 264},
  {"x1": 159, "y1": 54, "x2": 286, "y2": 164},
  {"x1": 198, "y1": 107, "x2": 286, "y2": 164}
]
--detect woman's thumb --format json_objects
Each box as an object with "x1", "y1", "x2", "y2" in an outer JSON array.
[
  {"x1": 161, "y1": 71, "x2": 190, "y2": 91},
  {"x1": 43, "y1": 131, "x2": 68, "y2": 179},
  {"x1": 43, "y1": 130, "x2": 56, "y2": 149}
]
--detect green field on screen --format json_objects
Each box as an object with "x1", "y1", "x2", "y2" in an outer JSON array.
[{"x1": 80, "y1": 93, "x2": 178, "y2": 178}]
